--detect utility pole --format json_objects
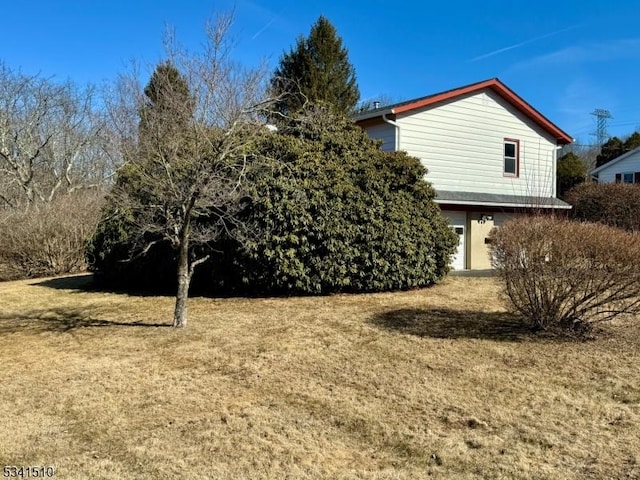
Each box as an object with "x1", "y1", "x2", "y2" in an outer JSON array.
[{"x1": 590, "y1": 109, "x2": 613, "y2": 147}]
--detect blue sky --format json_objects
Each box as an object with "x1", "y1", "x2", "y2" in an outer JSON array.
[{"x1": 2, "y1": 0, "x2": 639, "y2": 145}]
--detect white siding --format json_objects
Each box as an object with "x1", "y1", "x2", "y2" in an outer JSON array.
[
  {"x1": 395, "y1": 90, "x2": 558, "y2": 197},
  {"x1": 364, "y1": 121, "x2": 396, "y2": 152},
  {"x1": 595, "y1": 150, "x2": 640, "y2": 183}
]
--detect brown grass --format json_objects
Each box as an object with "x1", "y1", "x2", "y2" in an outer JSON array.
[{"x1": 1, "y1": 274, "x2": 639, "y2": 479}]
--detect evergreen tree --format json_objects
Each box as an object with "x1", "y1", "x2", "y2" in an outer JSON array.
[
  {"x1": 596, "y1": 136, "x2": 624, "y2": 167},
  {"x1": 139, "y1": 61, "x2": 193, "y2": 144},
  {"x1": 270, "y1": 16, "x2": 360, "y2": 117},
  {"x1": 624, "y1": 131, "x2": 640, "y2": 151},
  {"x1": 595, "y1": 132, "x2": 640, "y2": 168},
  {"x1": 557, "y1": 152, "x2": 586, "y2": 198}
]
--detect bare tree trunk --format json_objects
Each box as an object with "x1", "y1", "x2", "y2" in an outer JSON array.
[
  {"x1": 173, "y1": 223, "x2": 191, "y2": 328},
  {"x1": 108, "y1": 14, "x2": 274, "y2": 328}
]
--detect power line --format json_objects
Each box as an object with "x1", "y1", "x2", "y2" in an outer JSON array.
[{"x1": 606, "y1": 121, "x2": 640, "y2": 128}]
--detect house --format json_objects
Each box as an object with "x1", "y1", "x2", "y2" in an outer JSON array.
[
  {"x1": 590, "y1": 146, "x2": 640, "y2": 184},
  {"x1": 355, "y1": 78, "x2": 573, "y2": 270}
]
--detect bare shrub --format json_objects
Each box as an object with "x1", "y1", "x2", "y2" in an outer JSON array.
[
  {"x1": 565, "y1": 182, "x2": 640, "y2": 231},
  {"x1": 489, "y1": 215, "x2": 640, "y2": 333},
  {"x1": 0, "y1": 191, "x2": 104, "y2": 280}
]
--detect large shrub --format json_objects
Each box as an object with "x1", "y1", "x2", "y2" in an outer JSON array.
[
  {"x1": 88, "y1": 106, "x2": 458, "y2": 294},
  {"x1": 233, "y1": 109, "x2": 457, "y2": 294},
  {"x1": 489, "y1": 215, "x2": 640, "y2": 333},
  {"x1": 0, "y1": 191, "x2": 104, "y2": 280},
  {"x1": 565, "y1": 182, "x2": 640, "y2": 231},
  {"x1": 85, "y1": 168, "x2": 179, "y2": 292}
]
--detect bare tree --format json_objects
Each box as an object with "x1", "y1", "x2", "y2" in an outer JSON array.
[
  {"x1": 108, "y1": 14, "x2": 278, "y2": 327},
  {"x1": 0, "y1": 63, "x2": 115, "y2": 209},
  {"x1": 355, "y1": 94, "x2": 398, "y2": 113}
]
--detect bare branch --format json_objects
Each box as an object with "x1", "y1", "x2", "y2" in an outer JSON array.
[
  {"x1": 102, "y1": 12, "x2": 287, "y2": 327},
  {"x1": 0, "y1": 62, "x2": 115, "y2": 208}
]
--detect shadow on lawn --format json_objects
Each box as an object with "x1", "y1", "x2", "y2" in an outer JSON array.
[
  {"x1": 31, "y1": 274, "x2": 97, "y2": 291},
  {"x1": 370, "y1": 308, "x2": 536, "y2": 342},
  {"x1": 30, "y1": 274, "x2": 174, "y2": 297},
  {"x1": 0, "y1": 306, "x2": 170, "y2": 334},
  {"x1": 31, "y1": 273, "x2": 245, "y2": 298}
]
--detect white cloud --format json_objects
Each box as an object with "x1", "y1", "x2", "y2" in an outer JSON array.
[
  {"x1": 511, "y1": 38, "x2": 640, "y2": 70},
  {"x1": 469, "y1": 25, "x2": 582, "y2": 62},
  {"x1": 237, "y1": 0, "x2": 289, "y2": 41},
  {"x1": 251, "y1": 16, "x2": 278, "y2": 40}
]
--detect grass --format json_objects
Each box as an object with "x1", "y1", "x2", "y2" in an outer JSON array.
[{"x1": 1, "y1": 274, "x2": 639, "y2": 479}]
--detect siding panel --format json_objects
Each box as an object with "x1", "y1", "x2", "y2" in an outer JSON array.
[
  {"x1": 363, "y1": 122, "x2": 395, "y2": 152},
  {"x1": 390, "y1": 90, "x2": 558, "y2": 197}
]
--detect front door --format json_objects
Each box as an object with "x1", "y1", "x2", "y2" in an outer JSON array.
[
  {"x1": 442, "y1": 210, "x2": 467, "y2": 270},
  {"x1": 452, "y1": 226, "x2": 465, "y2": 270}
]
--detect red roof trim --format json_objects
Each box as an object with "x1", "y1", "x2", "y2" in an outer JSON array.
[{"x1": 390, "y1": 78, "x2": 572, "y2": 145}]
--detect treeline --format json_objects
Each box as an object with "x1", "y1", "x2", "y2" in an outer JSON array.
[
  {"x1": 0, "y1": 62, "x2": 121, "y2": 279},
  {"x1": 0, "y1": 15, "x2": 363, "y2": 282},
  {"x1": 556, "y1": 131, "x2": 640, "y2": 198}
]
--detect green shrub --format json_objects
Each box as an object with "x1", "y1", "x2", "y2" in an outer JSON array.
[
  {"x1": 489, "y1": 215, "x2": 640, "y2": 333},
  {"x1": 233, "y1": 111, "x2": 457, "y2": 293},
  {"x1": 556, "y1": 152, "x2": 586, "y2": 198},
  {"x1": 85, "y1": 190, "x2": 179, "y2": 293},
  {"x1": 88, "y1": 105, "x2": 458, "y2": 295},
  {"x1": 565, "y1": 183, "x2": 640, "y2": 231}
]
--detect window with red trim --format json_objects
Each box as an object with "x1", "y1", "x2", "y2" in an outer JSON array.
[{"x1": 504, "y1": 139, "x2": 519, "y2": 177}]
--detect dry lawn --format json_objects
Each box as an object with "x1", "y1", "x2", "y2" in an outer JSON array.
[{"x1": 0, "y1": 274, "x2": 639, "y2": 479}]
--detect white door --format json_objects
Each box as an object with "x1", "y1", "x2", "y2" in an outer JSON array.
[
  {"x1": 442, "y1": 210, "x2": 466, "y2": 270},
  {"x1": 451, "y1": 226, "x2": 465, "y2": 270}
]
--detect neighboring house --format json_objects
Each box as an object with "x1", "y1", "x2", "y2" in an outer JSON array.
[
  {"x1": 355, "y1": 78, "x2": 573, "y2": 270},
  {"x1": 590, "y1": 146, "x2": 640, "y2": 184}
]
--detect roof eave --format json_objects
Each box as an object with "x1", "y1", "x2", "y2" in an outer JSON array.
[
  {"x1": 354, "y1": 108, "x2": 395, "y2": 122},
  {"x1": 434, "y1": 199, "x2": 572, "y2": 209},
  {"x1": 355, "y1": 78, "x2": 573, "y2": 145}
]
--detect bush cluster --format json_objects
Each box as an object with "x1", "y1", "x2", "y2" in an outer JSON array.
[
  {"x1": 489, "y1": 215, "x2": 640, "y2": 333},
  {"x1": 88, "y1": 107, "x2": 458, "y2": 295},
  {"x1": 565, "y1": 182, "x2": 640, "y2": 231},
  {"x1": 233, "y1": 111, "x2": 457, "y2": 294},
  {"x1": 0, "y1": 192, "x2": 104, "y2": 280}
]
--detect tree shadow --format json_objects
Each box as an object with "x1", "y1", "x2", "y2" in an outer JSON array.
[
  {"x1": 29, "y1": 272, "x2": 311, "y2": 299},
  {"x1": 30, "y1": 273, "x2": 176, "y2": 298},
  {"x1": 31, "y1": 274, "x2": 97, "y2": 291},
  {"x1": 0, "y1": 306, "x2": 170, "y2": 334},
  {"x1": 370, "y1": 307, "x2": 553, "y2": 342}
]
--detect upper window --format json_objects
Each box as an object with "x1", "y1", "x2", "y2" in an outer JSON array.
[
  {"x1": 504, "y1": 139, "x2": 519, "y2": 177},
  {"x1": 624, "y1": 172, "x2": 634, "y2": 184}
]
